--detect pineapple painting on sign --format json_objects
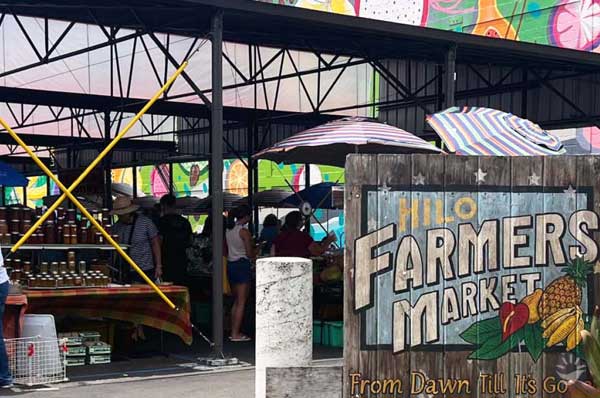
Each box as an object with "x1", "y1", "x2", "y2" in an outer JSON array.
[{"x1": 354, "y1": 186, "x2": 597, "y2": 358}]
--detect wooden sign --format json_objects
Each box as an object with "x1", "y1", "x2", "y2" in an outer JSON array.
[{"x1": 344, "y1": 154, "x2": 600, "y2": 398}]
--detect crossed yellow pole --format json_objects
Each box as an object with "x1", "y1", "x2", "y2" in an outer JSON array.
[{"x1": 1, "y1": 60, "x2": 190, "y2": 310}]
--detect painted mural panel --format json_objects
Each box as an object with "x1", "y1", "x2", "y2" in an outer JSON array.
[{"x1": 256, "y1": 0, "x2": 600, "y2": 52}]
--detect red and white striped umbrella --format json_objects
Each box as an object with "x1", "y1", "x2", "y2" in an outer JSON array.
[{"x1": 253, "y1": 117, "x2": 443, "y2": 167}]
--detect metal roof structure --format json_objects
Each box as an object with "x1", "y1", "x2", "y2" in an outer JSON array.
[{"x1": 1, "y1": 0, "x2": 600, "y2": 357}]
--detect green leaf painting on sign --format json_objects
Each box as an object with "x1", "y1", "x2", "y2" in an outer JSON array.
[
  {"x1": 523, "y1": 323, "x2": 545, "y2": 362},
  {"x1": 460, "y1": 317, "x2": 501, "y2": 345},
  {"x1": 468, "y1": 327, "x2": 525, "y2": 360}
]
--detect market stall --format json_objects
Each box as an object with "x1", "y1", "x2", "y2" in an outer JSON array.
[{"x1": 2, "y1": 204, "x2": 193, "y2": 351}]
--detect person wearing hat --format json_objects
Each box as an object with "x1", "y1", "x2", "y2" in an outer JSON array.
[{"x1": 111, "y1": 196, "x2": 163, "y2": 284}]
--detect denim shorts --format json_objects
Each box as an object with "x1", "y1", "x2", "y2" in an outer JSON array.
[{"x1": 227, "y1": 258, "x2": 252, "y2": 285}]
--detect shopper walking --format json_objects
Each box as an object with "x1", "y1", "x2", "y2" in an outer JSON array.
[
  {"x1": 0, "y1": 250, "x2": 13, "y2": 388},
  {"x1": 225, "y1": 205, "x2": 257, "y2": 342},
  {"x1": 158, "y1": 194, "x2": 192, "y2": 285}
]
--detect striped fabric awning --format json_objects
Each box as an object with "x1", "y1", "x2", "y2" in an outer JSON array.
[
  {"x1": 254, "y1": 117, "x2": 443, "y2": 167},
  {"x1": 426, "y1": 107, "x2": 565, "y2": 156}
]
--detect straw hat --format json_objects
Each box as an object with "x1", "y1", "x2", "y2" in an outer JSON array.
[{"x1": 110, "y1": 196, "x2": 140, "y2": 216}]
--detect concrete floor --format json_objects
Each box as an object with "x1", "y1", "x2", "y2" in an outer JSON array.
[
  {"x1": 5, "y1": 368, "x2": 255, "y2": 398},
  {"x1": 4, "y1": 358, "x2": 343, "y2": 398}
]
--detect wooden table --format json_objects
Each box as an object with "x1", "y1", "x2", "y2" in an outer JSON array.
[{"x1": 23, "y1": 285, "x2": 192, "y2": 344}]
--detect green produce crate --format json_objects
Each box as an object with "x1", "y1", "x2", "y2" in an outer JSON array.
[
  {"x1": 65, "y1": 357, "x2": 86, "y2": 367},
  {"x1": 324, "y1": 321, "x2": 343, "y2": 348},
  {"x1": 85, "y1": 341, "x2": 111, "y2": 355},
  {"x1": 313, "y1": 321, "x2": 323, "y2": 344},
  {"x1": 79, "y1": 331, "x2": 101, "y2": 342},
  {"x1": 58, "y1": 333, "x2": 83, "y2": 346},
  {"x1": 88, "y1": 354, "x2": 111, "y2": 365},
  {"x1": 66, "y1": 345, "x2": 87, "y2": 356}
]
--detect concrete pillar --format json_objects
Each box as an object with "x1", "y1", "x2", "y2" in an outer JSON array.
[{"x1": 255, "y1": 257, "x2": 313, "y2": 398}]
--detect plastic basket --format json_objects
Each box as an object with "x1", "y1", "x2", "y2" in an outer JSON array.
[
  {"x1": 5, "y1": 336, "x2": 68, "y2": 386},
  {"x1": 324, "y1": 321, "x2": 343, "y2": 348}
]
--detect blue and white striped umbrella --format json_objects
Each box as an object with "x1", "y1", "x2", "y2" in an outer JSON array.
[
  {"x1": 253, "y1": 117, "x2": 443, "y2": 167},
  {"x1": 426, "y1": 107, "x2": 565, "y2": 156}
]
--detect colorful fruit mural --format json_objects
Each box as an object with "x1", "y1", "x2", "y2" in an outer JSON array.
[
  {"x1": 461, "y1": 258, "x2": 592, "y2": 361},
  {"x1": 256, "y1": 0, "x2": 600, "y2": 52}
]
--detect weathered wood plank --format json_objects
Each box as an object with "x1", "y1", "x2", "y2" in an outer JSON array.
[{"x1": 344, "y1": 154, "x2": 377, "y2": 398}]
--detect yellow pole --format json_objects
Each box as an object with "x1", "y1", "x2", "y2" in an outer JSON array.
[
  {"x1": 0, "y1": 118, "x2": 177, "y2": 309},
  {"x1": 12, "y1": 60, "x2": 188, "y2": 253}
]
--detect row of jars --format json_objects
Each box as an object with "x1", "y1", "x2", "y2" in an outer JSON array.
[
  {"x1": 26, "y1": 271, "x2": 111, "y2": 288},
  {"x1": 0, "y1": 206, "x2": 115, "y2": 245},
  {"x1": 0, "y1": 206, "x2": 112, "y2": 222}
]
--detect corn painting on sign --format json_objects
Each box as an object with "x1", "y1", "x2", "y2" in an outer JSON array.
[{"x1": 344, "y1": 155, "x2": 600, "y2": 398}]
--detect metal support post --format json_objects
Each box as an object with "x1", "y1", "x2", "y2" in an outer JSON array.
[
  {"x1": 521, "y1": 68, "x2": 528, "y2": 118},
  {"x1": 210, "y1": 9, "x2": 225, "y2": 359},
  {"x1": 444, "y1": 45, "x2": 457, "y2": 110},
  {"x1": 304, "y1": 163, "x2": 310, "y2": 232},
  {"x1": 103, "y1": 111, "x2": 112, "y2": 208}
]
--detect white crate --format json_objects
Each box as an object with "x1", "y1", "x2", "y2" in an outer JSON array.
[{"x1": 5, "y1": 336, "x2": 68, "y2": 386}]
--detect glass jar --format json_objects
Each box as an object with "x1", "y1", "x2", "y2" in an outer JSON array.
[
  {"x1": 78, "y1": 261, "x2": 86, "y2": 274},
  {"x1": 57, "y1": 207, "x2": 66, "y2": 219},
  {"x1": 9, "y1": 219, "x2": 20, "y2": 233},
  {"x1": 0, "y1": 220, "x2": 8, "y2": 235},
  {"x1": 67, "y1": 209, "x2": 76, "y2": 222},
  {"x1": 21, "y1": 220, "x2": 31, "y2": 235},
  {"x1": 40, "y1": 262, "x2": 49, "y2": 273},
  {"x1": 44, "y1": 221, "x2": 56, "y2": 244},
  {"x1": 62, "y1": 231, "x2": 70, "y2": 245},
  {"x1": 23, "y1": 261, "x2": 31, "y2": 273},
  {"x1": 22, "y1": 207, "x2": 32, "y2": 221},
  {"x1": 79, "y1": 227, "x2": 88, "y2": 245},
  {"x1": 59, "y1": 261, "x2": 68, "y2": 273},
  {"x1": 68, "y1": 261, "x2": 76, "y2": 272},
  {"x1": 95, "y1": 233, "x2": 104, "y2": 244},
  {"x1": 12, "y1": 259, "x2": 21, "y2": 270},
  {"x1": 50, "y1": 262, "x2": 59, "y2": 273}
]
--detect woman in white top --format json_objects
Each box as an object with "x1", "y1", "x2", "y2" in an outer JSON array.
[
  {"x1": 0, "y1": 250, "x2": 13, "y2": 387},
  {"x1": 225, "y1": 205, "x2": 257, "y2": 342}
]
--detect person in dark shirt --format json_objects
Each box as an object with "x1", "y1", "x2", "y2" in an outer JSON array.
[
  {"x1": 258, "y1": 214, "x2": 280, "y2": 256},
  {"x1": 271, "y1": 211, "x2": 336, "y2": 258},
  {"x1": 158, "y1": 194, "x2": 192, "y2": 285}
]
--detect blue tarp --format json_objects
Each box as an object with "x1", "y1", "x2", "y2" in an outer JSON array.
[{"x1": 0, "y1": 161, "x2": 27, "y2": 187}]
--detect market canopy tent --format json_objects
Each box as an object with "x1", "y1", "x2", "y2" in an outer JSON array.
[
  {"x1": 253, "y1": 117, "x2": 443, "y2": 167},
  {"x1": 426, "y1": 107, "x2": 566, "y2": 156}
]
